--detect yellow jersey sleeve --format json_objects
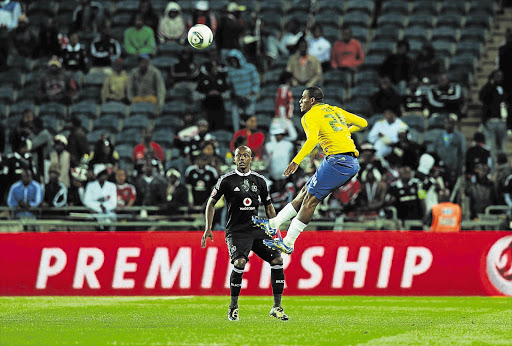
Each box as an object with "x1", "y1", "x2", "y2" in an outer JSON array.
[{"x1": 292, "y1": 103, "x2": 368, "y2": 164}]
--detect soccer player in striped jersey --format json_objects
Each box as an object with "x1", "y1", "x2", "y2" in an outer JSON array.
[{"x1": 253, "y1": 86, "x2": 368, "y2": 254}]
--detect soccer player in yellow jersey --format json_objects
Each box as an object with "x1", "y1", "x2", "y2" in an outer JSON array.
[{"x1": 253, "y1": 86, "x2": 368, "y2": 254}]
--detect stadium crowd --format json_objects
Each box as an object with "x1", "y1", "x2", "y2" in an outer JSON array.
[{"x1": 1, "y1": 0, "x2": 512, "y2": 230}]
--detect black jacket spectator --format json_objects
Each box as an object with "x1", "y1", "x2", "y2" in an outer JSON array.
[
  {"x1": 72, "y1": 0, "x2": 104, "y2": 32},
  {"x1": 479, "y1": 70, "x2": 509, "y2": 123},
  {"x1": 371, "y1": 77, "x2": 402, "y2": 116},
  {"x1": 415, "y1": 44, "x2": 443, "y2": 83},
  {"x1": 427, "y1": 74, "x2": 464, "y2": 116},
  {"x1": 185, "y1": 154, "x2": 218, "y2": 207},
  {"x1": 9, "y1": 14, "x2": 38, "y2": 58},
  {"x1": 38, "y1": 58, "x2": 77, "y2": 105},
  {"x1": 196, "y1": 59, "x2": 229, "y2": 130},
  {"x1": 135, "y1": 161, "x2": 167, "y2": 208},
  {"x1": 61, "y1": 32, "x2": 89, "y2": 73},
  {"x1": 38, "y1": 18, "x2": 62, "y2": 57},
  {"x1": 67, "y1": 117, "x2": 90, "y2": 167},
  {"x1": 402, "y1": 77, "x2": 429, "y2": 115},
  {"x1": 465, "y1": 132, "x2": 491, "y2": 176},
  {"x1": 387, "y1": 166, "x2": 425, "y2": 221},
  {"x1": 379, "y1": 40, "x2": 416, "y2": 85},
  {"x1": 466, "y1": 163, "x2": 496, "y2": 219},
  {"x1": 498, "y1": 28, "x2": 512, "y2": 96},
  {"x1": 90, "y1": 27, "x2": 121, "y2": 67},
  {"x1": 215, "y1": 5, "x2": 245, "y2": 52}
]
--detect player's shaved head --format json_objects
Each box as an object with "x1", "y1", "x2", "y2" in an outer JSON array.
[
  {"x1": 235, "y1": 145, "x2": 252, "y2": 157},
  {"x1": 234, "y1": 146, "x2": 252, "y2": 173}
]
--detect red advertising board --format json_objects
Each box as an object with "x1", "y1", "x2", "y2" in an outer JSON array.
[{"x1": 1, "y1": 231, "x2": 512, "y2": 296}]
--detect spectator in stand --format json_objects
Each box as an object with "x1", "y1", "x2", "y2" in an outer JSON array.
[
  {"x1": 90, "y1": 25, "x2": 121, "y2": 68},
  {"x1": 127, "y1": 54, "x2": 166, "y2": 111},
  {"x1": 0, "y1": 0, "x2": 21, "y2": 68},
  {"x1": 139, "y1": 0, "x2": 160, "y2": 41},
  {"x1": 355, "y1": 165, "x2": 387, "y2": 216},
  {"x1": 68, "y1": 166, "x2": 87, "y2": 206},
  {"x1": 415, "y1": 153, "x2": 445, "y2": 215},
  {"x1": 371, "y1": 76, "x2": 402, "y2": 116},
  {"x1": 307, "y1": 23, "x2": 332, "y2": 72},
  {"x1": 134, "y1": 159, "x2": 167, "y2": 208},
  {"x1": 226, "y1": 49, "x2": 259, "y2": 132},
  {"x1": 169, "y1": 48, "x2": 200, "y2": 87},
  {"x1": 367, "y1": 109, "x2": 408, "y2": 158},
  {"x1": 415, "y1": 43, "x2": 444, "y2": 84},
  {"x1": 386, "y1": 129, "x2": 424, "y2": 170},
  {"x1": 379, "y1": 40, "x2": 415, "y2": 94},
  {"x1": 165, "y1": 168, "x2": 188, "y2": 214},
  {"x1": 432, "y1": 114, "x2": 466, "y2": 189},
  {"x1": 425, "y1": 188, "x2": 461, "y2": 232},
  {"x1": 1, "y1": 137, "x2": 37, "y2": 203},
  {"x1": 67, "y1": 116, "x2": 89, "y2": 167},
  {"x1": 38, "y1": 57, "x2": 77, "y2": 105},
  {"x1": 83, "y1": 164, "x2": 117, "y2": 230},
  {"x1": 49, "y1": 134, "x2": 71, "y2": 188},
  {"x1": 466, "y1": 162, "x2": 496, "y2": 219},
  {"x1": 72, "y1": 0, "x2": 104, "y2": 32},
  {"x1": 89, "y1": 135, "x2": 119, "y2": 176},
  {"x1": 479, "y1": 70, "x2": 510, "y2": 154},
  {"x1": 125, "y1": 13, "x2": 157, "y2": 56},
  {"x1": 132, "y1": 127, "x2": 165, "y2": 173},
  {"x1": 101, "y1": 58, "x2": 129, "y2": 104},
  {"x1": 494, "y1": 153, "x2": 512, "y2": 205},
  {"x1": 402, "y1": 76, "x2": 429, "y2": 116},
  {"x1": 37, "y1": 17, "x2": 63, "y2": 58},
  {"x1": 7, "y1": 168, "x2": 42, "y2": 219},
  {"x1": 42, "y1": 162, "x2": 67, "y2": 208},
  {"x1": 185, "y1": 153, "x2": 218, "y2": 208},
  {"x1": 115, "y1": 169, "x2": 136, "y2": 209},
  {"x1": 275, "y1": 71, "x2": 294, "y2": 120},
  {"x1": 387, "y1": 165, "x2": 425, "y2": 222},
  {"x1": 466, "y1": 132, "x2": 492, "y2": 177},
  {"x1": 9, "y1": 13, "x2": 38, "y2": 58},
  {"x1": 177, "y1": 118, "x2": 215, "y2": 163},
  {"x1": 29, "y1": 118, "x2": 53, "y2": 181},
  {"x1": 196, "y1": 57, "x2": 229, "y2": 130},
  {"x1": 280, "y1": 19, "x2": 303, "y2": 55},
  {"x1": 286, "y1": 37, "x2": 323, "y2": 87},
  {"x1": 498, "y1": 28, "x2": 512, "y2": 99},
  {"x1": 427, "y1": 74, "x2": 464, "y2": 117},
  {"x1": 230, "y1": 115, "x2": 265, "y2": 159},
  {"x1": 61, "y1": 31, "x2": 89, "y2": 84},
  {"x1": 8, "y1": 108, "x2": 34, "y2": 148},
  {"x1": 200, "y1": 140, "x2": 224, "y2": 175},
  {"x1": 215, "y1": 2, "x2": 246, "y2": 59},
  {"x1": 358, "y1": 143, "x2": 388, "y2": 175},
  {"x1": 189, "y1": 1, "x2": 217, "y2": 32},
  {"x1": 264, "y1": 126, "x2": 294, "y2": 183},
  {"x1": 331, "y1": 24, "x2": 364, "y2": 72},
  {"x1": 158, "y1": 2, "x2": 187, "y2": 44}
]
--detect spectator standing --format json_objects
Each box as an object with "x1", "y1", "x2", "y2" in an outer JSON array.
[
  {"x1": 67, "y1": 116, "x2": 89, "y2": 167},
  {"x1": 215, "y1": 2, "x2": 245, "y2": 59},
  {"x1": 275, "y1": 71, "x2": 294, "y2": 120},
  {"x1": 432, "y1": 114, "x2": 466, "y2": 189},
  {"x1": 139, "y1": 0, "x2": 160, "y2": 41},
  {"x1": 72, "y1": 0, "x2": 104, "y2": 32},
  {"x1": 37, "y1": 17, "x2": 63, "y2": 58},
  {"x1": 331, "y1": 24, "x2": 364, "y2": 71},
  {"x1": 189, "y1": 1, "x2": 217, "y2": 32},
  {"x1": 402, "y1": 76, "x2": 429, "y2": 116},
  {"x1": 264, "y1": 126, "x2": 294, "y2": 183},
  {"x1": 230, "y1": 115, "x2": 265, "y2": 159},
  {"x1": 9, "y1": 13, "x2": 38, "y2": 58},
  {"x1": 7, "y1": 168, "x2": 42, "y2": 219},
  {"x1": 42, "y1": 163, "x2": 67, "y2": 208},
  {"x1": 415, "y1": 153, "x2": 445, "y2": 215},
  {"x1": 371, "y1": 76, "x2": 402, "y2": 116},
  {"x1": 427, "y1": 74, "x2": 464, "y2": 117},
  {"x1": 101, "y1": 58, "x2": 129, "y2": 103},
  {"x1": 83, "y1": 164, "x2": 117, "y2": 229},
  {"x1": 38, "y1": 57, "x2": 77, "y2": 105},
  {"x1": 415, "y1": 43, "x2": 444, "y2": 84},
  {"x1": 465, "y1": 163, "x2": 496, "y2": 219},
  {"x1": 169, "y1": 48, "x2": 200, "y2": 87},
  {"x1": 29, "y1": 118, "x2": 53, "y2": 181},
  {"x1": 466, "y1": 132, "x2": 492, "y2": 177},
  {"x1": 115, "y1": 169, "x2": 136, "y2": 209},
  {"x1": 286, "y1": 38, "x2": 323, "y2": 87},
  {"x1": 185, "y1": 153, "x2": 218, "y2": 208},
  {"x1": 127, "y1": 54, "x2": 166, "y2": 111},
  {"x1": 367, "y1": 109, "x2": 408, "y2": 157},
  {"x1": 124, "y1": 14, "x2": 156, "y2": 56},
  {"x1": 196, "y1": 58, "x2": 229, "y2": 130},
  {"x1": 425, "y1": 188, "x2": 461, "y2": 232},
  {"x1": 387, "y1": 165, "x2": 425, "y2": 222},
  {"x1": 49, "y1": 134, "x2": 71, "y2": 188},
  {"x1": 165, "y1": 168, "x2": 189, "y2": 213},
  {"x1": 134, "y1": 160, "x2": 167, "y2": 208},
  {"x1": 494, "y1": 153, "x2": 512, "y2": 205},
  {"x1": 356, "y1": 166, "x2": 387, "y2": 215},
  {"x1": 280, "y1": 19, "x2": 303, "y2": 55},
  {"x1": 226, "y1": 49, "x2": 259, "y2": 132},
  {"x1": 379, "y1": 40, "x2": 415, "y2": 94},
  {"x1": 307, "y1": 24, "x2": 332, "y2": 72},
  {"x1": 479, "y1": 70, "x2": 510, "y2": 154},
  {"x1": 157, "y1": 2, "x2": 187, "y2": 44},
  {"x1": 68, "y1": 167, "x2": 87, "y2": 207},
  {"x1": 498, "y1": 28, "x2": 512, "y2": 98},
  {"x1": 387, "y1": 129, "x2": 424, "y2": 170},
  {"x1": 90, "y1": 26, "x2": 122, "y2": 68}
]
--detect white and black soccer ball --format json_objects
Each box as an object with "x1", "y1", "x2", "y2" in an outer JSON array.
[{"x1": 187, "y1": 24, "x2": 213, "y2": 50}]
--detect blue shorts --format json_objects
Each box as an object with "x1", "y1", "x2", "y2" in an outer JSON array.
[{"x1": 306, "y1": 154, "x2": 360, "y2": 201}]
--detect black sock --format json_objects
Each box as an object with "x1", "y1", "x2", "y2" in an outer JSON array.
[
  {"x1": 230, "y1": 267, "x2": 244, "y2": 308},
  {"x1": 271, "y1": 265, "x2": 285, "y2": 307}
]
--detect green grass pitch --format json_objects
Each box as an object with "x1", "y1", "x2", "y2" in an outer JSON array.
[{"x1": 1, "y1": 296, "x2": 511, "y2": 345}]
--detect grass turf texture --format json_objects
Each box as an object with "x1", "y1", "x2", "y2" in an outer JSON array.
[{"x1": 1, "y1": 296, "x2": 511, "y2": 345}]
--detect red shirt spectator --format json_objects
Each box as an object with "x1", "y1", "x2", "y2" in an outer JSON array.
[
  {"x1": 115, "y1": 169, "x2": 136, "y2": 208},
  {"x1": 275, "y1": 72, "x2": 294, "y2": 119},
  {"x1": 331, "y1": 26, "x2": 364, "y2": 69},
  {"x1": 132, "y1": 128, "x2": 165, "y2": 163},
  {"x1": 230, "y1": 115, "x2": 265, "y2": 159}
]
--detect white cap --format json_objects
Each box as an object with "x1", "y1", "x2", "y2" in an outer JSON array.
[{"x1": 195, "y1": 1, "x2": 209, "y2": 11}]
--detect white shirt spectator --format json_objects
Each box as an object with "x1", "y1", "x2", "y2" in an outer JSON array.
[
  {"x1": 0, "y1": 0, "x2": 21, "y2": 31},
  {"x1": 307, "y1": 36, "x2": 332, "y2": 64},
  {"x1": 265, "y1": 130, "x2": 295, "y2": 181},
  {"x1": 367, "y1": 118, "x2": 408, "y2": 157},
  {"x1": 83, "y1": 180, "x2": 117, "y2": 213}
]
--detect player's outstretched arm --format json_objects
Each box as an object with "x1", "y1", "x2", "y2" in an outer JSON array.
[
  {"x1": 201, "y1": 197, "x2": 216, "y2": 248},
  {"x1": 283, "y1": 162, "x2": 299, "y2": 177}
]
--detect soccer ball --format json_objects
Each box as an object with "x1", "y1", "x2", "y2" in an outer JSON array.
[{"x1": 187, "y1": 24, "x2": 213, "y2": 50}]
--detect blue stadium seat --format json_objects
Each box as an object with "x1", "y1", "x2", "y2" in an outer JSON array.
[
  {"x1": 256, "y1": 114, "x2": 273, "y2": 131},
  {"x1": 259, "y1": 85, "x2": 276, "y2": 99},
  {"x1": 403, "y1": 26, "x2": 429, "y2": 42},
  {"x1": 350, "y1": 84, "x2": 378, "y2": 102},
  {"x1": 158, "y1": 42, "x2": 184, "y2": 57},
  {"x1": 115, "y1": 144, "x2": 134, "y2": 162},
  {"x1": 260, "y1": 11, "x2": 283, "y2": 30},
  {"x1": 259, "y1": 0, "x2": 284, "y2": 14},
  {"x1": 27, "y1": 1, "x2": 56, "y2": 16},
  {"x1": 432, "y1": 41, "x2": 454, "y2": 59},
  {"x1": 377, "y1": 13, "x2": 406, "y2": 28},
  {"x1": 460, "y1": 27, "x2": 488, "y2": 43},
  {"x1": 154, "y1": 115, "x2": 184, "y2": 130},
  {"x1": 323, "y1": 25, "x2": 340, "y2": 42},
  {"x1": 455, "y1": 40, "x2": 483, "y2": 58},
  {"x1": 373, "y1": 26, "x2": 401, "y2": 41},
  {"x1": 70, "y1": 101, "x2": 98, "y2": 119},
  {"x1": 112, "y1": 13, "x2": 132, "y2": 28},
  {"x1": 73, "y1": 114, "x2": 92, "y2": 132},
  {"x1": 411, "y1": 1, "x2": 438, "y2": 15},
  {"x1": 345, "y1": 0, "x2": 374, "y2": 15},
  {"x1": 84, "y1": 72, "x2": 107, "y2": 88},
  {"x1": 342, "y1": 11, "x2": 372, "y2": 27},
  {"x1": 288, "y1": 0, "x2": 310, "y2": 14},
  {"x1": 323, "y1": 69, "x2": 350, "y2": 87},
  {"x1": 323, "y1": 85, "x2": 345, "y2": 104},
  {"x1": 361, "y1": 54, "x2": 386, "y2": 68},
  {"x1": 408, "y1": 40, "x2": 425, "y2": 56},
  {"x1": 465, "y1": 14, "x2": 492, "y2": 29},
  {"x1": 130, "y1": 102, "x2": 156, "y2": 117},
  {"x1": 152, "y1": 128, "x2": 176, "y2": 148},
  {"x1": 5, "y1": 114, "x2": 22, "y2": 131},
  {"x1": 436, "y1": 14, "x2": 464, "y2": 28},
  {"x1": 367, "y1": 40, "x2": 395, "y2": 56},
  {"x1": 447, "y1": 70, "x2": 472, "y2": 87},
  {"x1": 211, "y1": 129, "x2": 234, "y2": 144},
  {"x1": 9, "y1": 102, "x2": 35, "y2": 117},
  {"x1": 162, "y1": 101, "x2": 187, "y2": 116},
  {"x1": 40, "y1": 114, "x2": 59, "y2": 133},
  {"x1": 356, "y1": 70, "x2": 379, "y2": 86},
  {"x1": 87, "y1": 129, "x2": 107, "y2": 144},
  {"x1": 450, "y1": 55, "x2": 477, "y2": 74},
  {"x1": 94, "y1": 114, "x2": 120, "y2": 133},
  {"x1": 122, "y1": 114, "x2": 149, "y2": 130},
  {"x1": 343, "y1": 99, "x2": 372, "y2": 116},
  {"x1": 263, "y1": 69, "x2": 282, "y2": 85},
  {"x1": 116, "y1": 128, "x2": 142, "y2": 146},
  {"x1": 39, "y1": 102, "x2": 67, "y2": 119},
  {"x1": 431, "y1": 27, "x2": 459, "y2": 43},
  {"x1": 152, "y1": 56, "x2": 179, "y2": 71},
  {"x1": 351, "y1": 27, "x2": 369, "y2": 43},
  {"x1": 78, "y1": 86, "x2": 101, "y2": 103},
  {"x1": 423, "y1": 129, "x2": 443, "y2": 152},
  {"x1": 402, "y1": 115, "x2": 426, "y2": 132},
  {"x1": 315, "y1": 12, "x2": 340, "y2": 28},
  {"x1": 0, "y1": 71, "x2": 23, "y2": 89},
  {"x1": 381, "y1": 1, "x2": 409, "y2": 15},
  {"x1": 317, "y1": 0, "x2": 344, "y2": 14},
  {"x1": 255, "y1": 99, "x2": 275, "y2": 115},
  {"x1": 115, "y1": 0, "x2": 139, "y2": 14},
  {"x1": 440, "y1": 1, "x2": 467, "y2": 15},
  {"x1": 468, "y1": 1, "x2": 495, "y2": 15},
  {"x1": 0, "y1": 87, "x2": 15, "y2": 104},
  {"x1": 100, "y1": 101, "x2": 128, "y2": 117},
  {"x1": 407, "y1": 14, "x2": 434, "y2": 29}
]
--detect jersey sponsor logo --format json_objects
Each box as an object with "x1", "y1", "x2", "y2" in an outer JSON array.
[
  {"x1": 243, "y1": 198, "x2": 252, "y2": 206},
  {"x1": 234, "y1": 187, "x2": 240, "y2": 191},
  {"x1": 486, "y1": 235, "x2": 512, "y2": 295}
]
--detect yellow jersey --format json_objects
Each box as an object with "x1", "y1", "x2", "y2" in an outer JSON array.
[{"x1": 292, "y1": 103, "x2": 368, "y2": 164}]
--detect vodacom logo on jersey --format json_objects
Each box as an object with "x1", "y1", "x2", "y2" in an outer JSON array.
[
  {"x1": 239, "y1": 198, "x2": 255, "y2": 210},
  {"x1": 486, "y1": 235, "x2": 512, "y2": 296}
]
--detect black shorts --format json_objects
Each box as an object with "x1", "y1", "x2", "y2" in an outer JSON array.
[{"x1": 226, "y1": 233, "x2": 281, "y2": 264}]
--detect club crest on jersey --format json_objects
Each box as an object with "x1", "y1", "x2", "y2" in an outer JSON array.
[
  {"x1": 251, "y1": 184, "x2": 258, "y2": 192},
  {"x1": 242, "y1": 179, "x2": 250, "y2": 192}
]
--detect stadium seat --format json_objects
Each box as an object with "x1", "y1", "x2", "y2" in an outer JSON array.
[
  {"x1": 39, "y1": 114, "x2": 59, "y2": 133},
  {"x1": 351, "y1": 27, "x2": 369, "y2": 43},
  {"x1": 377, "y1": 13, "x2": 406, "y2": 28},
  {"x1": 39, "y1": 102, "x2": 67, "y2": 119},
  {"x1": 403, "y1": 26, "x2": 429, "y2": 42},
  {"x1": 460, "y1": 27, "x2": 488, "y2": 43},
  {"x1": 9, "y1": 102, "x2": 35, "y2": 117},
  {"x1": 259, "y1": 85, "x2": 276, "y2": 99},
  {"x1": 154, "y1": 115, "x2": 184, "y2": 130},
  {"x1": 112, "y1": 13, "x2": 132, "y2": 28},
  {"x1": 129, "y1": 102, "x2": 156, "y2": 117},
  {"x1": 432, "y1": 41, "x2": 454, "y2": 59},
  {"x1": 211, "y1": 129, "x2": 233, "y2": 144},
  {"x1": 152, "y1": 56, "x2": 178, "y2": 72},
  {"x1": 381, "y1": 1, "x2": 409, "y2": 15},
  {"x1": 87, "y1": 129, "x2": 107, "y2": 144},
  {"x1": 7, "y1": 55, "x2": 32, "y2": 72},
  {"x1": 367, "y1": 40, "x2": 395, "y2": 56},
  {"x1": 428, "y1": 113, "x2": 447, "y2": 130},
  {"x1": 450, "y1": 55, "x2": 477, "y2": 74},
  {"x1": 260, "y1": 11, "x2": 284, "y2": 30},
  {"x1": 0, "y1": 71, "x2": 23, "y2": 89},
  {"x1": 263, "y1": 69, "x2": 282, "y2": 85},
  {"x1": 367, "y1": 113, "x2": 384, "y2": 128},
  {"x1": 411, "y1": 1, "x2": 438, "y2": 15},
  {"x1": 315, "y1": 12, "x2": 340, "y2": 28},
  {"x1": 423, "y1": 129, "x2": 443, "y2": 152},
  {"x1": 356, "y1": 70, "x2": 379, "y2": 86},
  {"x1": 0, "y1": 87, "x2": 15, "y2": 104},
  {"x1": 115, "y1": 0, "x2": 138, "y2": 14},
  {"x1": 361, "y1": 54, "x2": 386, "y2": 68},
  {"x1": 407, "y1": 127, "x2": 422, "y2": 144},
  {"x1": 116, "y1": 128, "x2": 142, "y2": 146},
  {"x1": 447, "y1": 70, "x2": 472, "y2": 87},
  {"x1": 323, "y1": 69, "x2": 350, "y2": 88},
  {"x1": 407, "y1": 14, "x2": 434, "y2": 29},
  {"x1": 440, "y1": 1, "x2": 467, "y2": 15},
  {"x1": 342, "y1": 11, "x2": 372, "y2": 27},
  {"x1": 402, "y1": 115, "x2": 426, "y2": 132},
  {"x1": 4, "y1": 114, "x2": 22, "y2": 131},
  {"x1": 436, "y1": 14, "x2": 464, "y2": 28},
  {"x1": 408, "y1": 40, "x2": 424, "y2": 56},
  {"x1": 70, "y1": 101, "x2": 98, "y2": 119},
  {"x1": 84, "y1": 72, "x2": 107, "y2": 88},
  {"x1": 431, "y1": 27, "x2": 459, "y2": 43},
  {"x1": 158, "y1": 42, "x2": 184, "y2": 57},
  {"x1": 373, "y1": 26, "x2": 401, "y2": 41},
  {"x1": 94, "y1": 114, "x2": 120, "y2": 133},
  {"x1": 323, "y1": 85, "x2": 344, "y2": 104},
  {"x1": 152, "y1": 128, "x2": 175, "y2": 148},
  {"x1": 257, "y1": 114, "x2": 273, "y2": 131},
  {"x1": 317, "y1": 0, "x2": 344, "y2": 14},
  {"x1": 27, "y1": 1, "x2": 56, "y2": 16},
  {"x1": 323, "y1": 26, "x2": 340, "y2": 42},
  {"x1": 162, "y1": 101, "x2": 187, "y2": 116},
  {"x1": 465, "y1": 14, "x2": 492, "y2": 29},
  {"x1": 456, "y1": 40, "x2": 483, "y2": 58},
  {"x1": 345, "y1": 0, "x2": 374, "y2": 15},
  {"x1": 288, "y1": 0, "x2": 310, "y2": 14},
  {"x1": 115, "y1": 143, "x2": 134, "y2": 162},
  {"x1": 73, "y1": 114, "x2": 92, "y2": 132},
  {"x1": 255, "y1": 98, "x2": 275, "y2": 115},
  {"x1": 343, "y1": 99, "x2": 372, "y2": 116},
  {"x1": 350, "y1": 84, "x2": 378, "y2": 102},
  {"x1": 122, "y1": 114, "x2": 149, "y2": 130},
  {"x1": 100, "y1": 101, "x2": 127, "y2": 117},
  {"x1": 468, "y1": 1, "x2": 495, "y2": 15}
]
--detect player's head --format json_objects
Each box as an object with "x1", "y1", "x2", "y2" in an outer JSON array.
[
  {"x1": 300, "y1": 86, "x2": 324, "y2": 112},
  {"x1": 234, "y1": 145, "x2": 252, "y2": 172}
]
